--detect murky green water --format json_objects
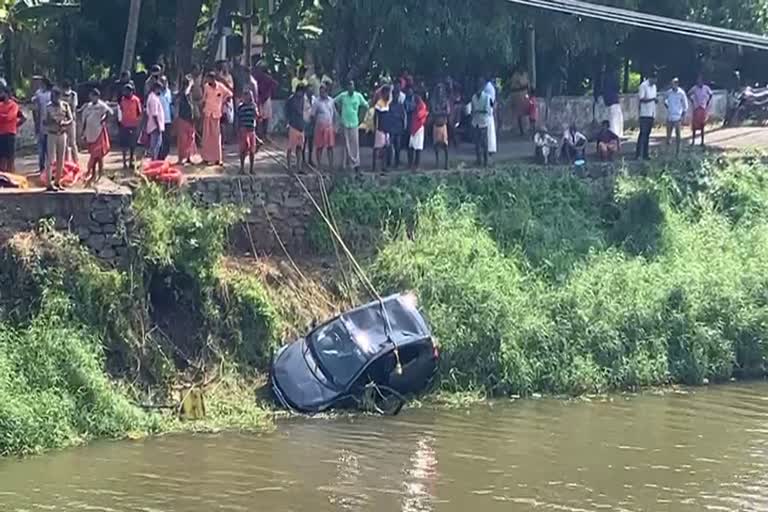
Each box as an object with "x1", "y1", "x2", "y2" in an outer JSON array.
[{"x1": 2, "y1": 383, "x2": 768, "y2": 511}]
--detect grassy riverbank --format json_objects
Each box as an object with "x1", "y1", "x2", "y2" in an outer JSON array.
[
  {"x1": 316, "y1": 157, "x2": 768, "y2": 394},
  {"x1": 2, "y1": 157, "x2": 768, "y2": 456}
]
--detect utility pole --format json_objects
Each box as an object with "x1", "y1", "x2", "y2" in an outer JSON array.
[
  {"x1": 527, "y1": 24, "x2": 537, "y2": 91},
  {"x1": 244, "y1": 0, "x2": 254, "y2": 67},
  {"x1": 120, "y1": 0, "x2": 142, "y2": 74}
]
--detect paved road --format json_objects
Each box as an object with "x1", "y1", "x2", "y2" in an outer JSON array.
[{"x1": 9, "y1": 125, "x2": 767, "y2": 192}]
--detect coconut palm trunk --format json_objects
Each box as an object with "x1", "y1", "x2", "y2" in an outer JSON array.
[{"x1": 120, "y1": 0, "x2": 142, "y2": 74}]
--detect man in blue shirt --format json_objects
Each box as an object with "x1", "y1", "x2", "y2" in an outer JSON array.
[{"x1": 158, "y1": 76, "x2": 174, "y2": 160}]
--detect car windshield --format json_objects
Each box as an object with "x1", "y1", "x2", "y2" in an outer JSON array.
[{"x1": 310, "y1": 318, "x2": 370, "y2": 388}]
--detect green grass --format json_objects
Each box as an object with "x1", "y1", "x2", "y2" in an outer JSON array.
[
  {"x1": 368, "y1": 159, "x2": 768, "y2": 395},
  {"x1": 0, "y1": 184, "x2": 282, "y2": 456}
]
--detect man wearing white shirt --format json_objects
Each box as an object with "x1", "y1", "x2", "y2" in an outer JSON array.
[
  {"x1": 665, "y1": 78, "x2": 688, "y2": 156},
  {"x1": 636, "y1": 73, "x2": 658, "y2": 160},
  {"x1": 483, "y1": 78, "x2": 497, "y2": 155}
]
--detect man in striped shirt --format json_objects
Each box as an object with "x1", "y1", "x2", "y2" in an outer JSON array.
[{"x1": 236, "y1": 90, "x2": 259, "y2": 174}]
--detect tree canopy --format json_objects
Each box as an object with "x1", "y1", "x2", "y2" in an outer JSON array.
[{"x1": 1, "y1": 0, "x2": 767, "y2": 95}]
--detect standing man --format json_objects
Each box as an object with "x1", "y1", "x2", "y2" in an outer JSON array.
[
  {"x1": 253, "y1": 62, "x2": 278, "y2": 141},
  {"x1": 144, "y1": 65, "x2": 163, "y2": 99},
  {"x1": 0, "y1": 85, "x2": 26, "y2": 174},
  {"x1": 470, "y1": 78, "x2": 491, "y2": 168},
  {"x1": 32, "y1": 76, "x2": 52, "y2": 174},
  {"x1": 311, "y1": 84, "x2": 336, "y2": 169},
  {"x1": 176, "y1": 75, "x2": 197, "y2": 166},
  {"x1": 408, "y1": 92, "x2": 429, "y2": 169},
  {"x1": 215, "y1": 61, "x2": 235, "y2": 144},
  {"x1": 372, "y1": 84, "x2": 392, "y2": 172},
  {"x1": 388, "y1": 81, "x2": 407, "y2": 168},
  {"x1": 145, "y1": 81, "x2": 166, "y2": 161},
  {"x1": 285, "y1": 83, "x2": 306, "y2": 171},
  {"x1": 236, "y1": 90, "x2": 258, "y2": 174},
  {"x1": 190, "y1": 64, "x2": 205, "y2": 130},
  {"x1": 80, "y1": 88, "x2": 113, "y2": 186},
  {"x1": 483, "y1": 77, "x2": 498, "y2": 157},
  {"x1": 61, "y1": 79, "x2": 79, "y2": 163},
  {"x1": 334, "y1": 80, "x2": 367, "y2": 171},
  {"x1": 602, "y1": 69, "x2": 623, "y2": 139},
  {"x1": 118, "y1": 83, "x2": 142, "y2": 169},
  {"x1": 431, "y1": 83, "x2": 451, "y2": 170},
  {"x1": 689, "y1": 74, "x2": 713, "y2": 147},
  {"x1": 636, "y1": 72, "x2": 658, "y2": 161},
  {"x1": 201, "y1": 72, "x2": 233, "y2": 166},
  {"x1": 43, "y1": 87, "x2": 74, "y2": 191},
  {"x1": 157, "y1": 76, "x2": 174, "y2": 160},
  {"x1": 664, "y1": 78, "x2": 688, "y2": 156}
]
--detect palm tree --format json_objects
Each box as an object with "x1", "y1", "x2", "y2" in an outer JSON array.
[{"x1": 120, "y1": 0, "x2": 141, "y2": 74}]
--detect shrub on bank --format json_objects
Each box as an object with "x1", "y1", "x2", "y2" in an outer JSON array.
[
  {"x1": 0, "y1": 184, "x2": 284, "y2": 456},
  {"x1": 0, "y1": 297, "x2": 152, "y2": 456},
  {"x1": 371, "y1": 173, "x2": 768, "y2": 395},
  {"x1": 310, "y1": 171, "x2": 605, "y2": 280}
]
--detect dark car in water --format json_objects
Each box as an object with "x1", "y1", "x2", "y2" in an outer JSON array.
[{"x1": 271, "y1": 293, "x2": 438, "y2": 414}]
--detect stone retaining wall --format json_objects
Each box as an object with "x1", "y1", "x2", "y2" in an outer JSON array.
[
  {"x1": 0, "y1": 187, "x2": 133, "y2": 266},
  {"x1": 187, "y1": 174, "x2": 324, "y2": 253},
  {"x1": 0, "y1": 164, "x2": 627, "y2": 264}
]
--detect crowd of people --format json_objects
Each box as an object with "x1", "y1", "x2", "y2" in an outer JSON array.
[
  {"x1": 531, "y1": 71, "x2": 715, "y2": 166},
  {"x1": 0, "y1": 61, "x2": 720, "y2": 190}
]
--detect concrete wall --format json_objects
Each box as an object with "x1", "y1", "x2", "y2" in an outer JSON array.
[
  {"x1": 501, "y1": 90, "x2": 728, "y2": 132},
  {"x1": 0, "y1": 187, "x2": 133, "y2": 266},
  {"x1": 14, "y1": 89, "x2": 727, "y2": 149}
]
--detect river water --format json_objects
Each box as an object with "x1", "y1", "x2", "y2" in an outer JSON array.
[{"x1": 1, "y1": 383, "x2": 767, "y2": 511}]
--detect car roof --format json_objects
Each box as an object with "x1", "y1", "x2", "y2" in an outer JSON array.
[{"x1": 312, "y1": 293, "x2": 432, "y2": 358}]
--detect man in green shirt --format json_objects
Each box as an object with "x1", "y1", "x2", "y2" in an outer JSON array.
[{"x1": 334, "y1": 80, "x2": 367, "y2": 171}]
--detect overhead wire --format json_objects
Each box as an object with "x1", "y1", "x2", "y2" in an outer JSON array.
[{"x1": 504, "y1": 0, "x2": 768, "y2": 51}]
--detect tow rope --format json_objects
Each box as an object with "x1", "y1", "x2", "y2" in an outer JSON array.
[{"x1": 256, "y1": 137, "x2": 403, "y2": 375}]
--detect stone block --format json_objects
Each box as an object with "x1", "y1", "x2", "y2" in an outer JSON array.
[
  {"x1": 91, "y1": 208, "x2": 116, "y2": 224},
  {"x1": 76, "y1": 227, "x2": 91, "y2": 240},
  {"x1": 86, "y1": 234, "x2": 106, "y2": 251},
  {"x1": 98, "y1": 248, "x2": 117, "y2": 260}
]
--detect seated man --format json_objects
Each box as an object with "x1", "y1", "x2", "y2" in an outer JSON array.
[
  {"x1": 534, "y1": 126, "x2": 559, "y2": 165},
  {"x1": 595, "y1": 120, "x2": 621, "y2": 161},
  {"x1": 561, "y1": 122, "x2": 587, "y2": 162}
]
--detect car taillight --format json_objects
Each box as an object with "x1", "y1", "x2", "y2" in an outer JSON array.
[{"x1": 432, "y1": 340, "x2": 440, "y2": 359}]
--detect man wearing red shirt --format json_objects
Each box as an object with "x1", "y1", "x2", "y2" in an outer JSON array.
[
  {"x1": 118, "y1": 83, "x2": 142, "y2": 169},
  {"x1": 0, "y1": 86, "x2": 26, "y2": 173}
]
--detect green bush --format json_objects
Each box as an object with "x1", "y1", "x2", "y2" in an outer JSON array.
[
  {"x1": 0, "y1": 297, "x2": 151, "y2": 456},
  {"x1": 312, "y1": 171, "x2": 604, "y2": 280},
  {"x1": 370, "y1": 174, "x2": 768, "y2": 395}
]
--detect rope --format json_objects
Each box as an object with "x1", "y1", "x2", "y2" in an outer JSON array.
[
  {"x1": 235, "y1": 166, "x2": 337, "y2": 310},
  {"x1": 259, "y1": 139, "x2": 403, "y2": 375},
  {"x1": 258, "y1": 140, "x2": 381, "y2": 300}
]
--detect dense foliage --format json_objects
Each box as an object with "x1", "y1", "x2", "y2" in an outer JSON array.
[
  {"x1": 309, "y1": 171, "x2": 605, "y2": 281},
  {"x1": 0, "y1": 184, "x2": 281, "y2": 455},
  {"x1": 4, "y1": 0, "x2": 768, "y2": 95},
  {"x1": 364, "y1": 160, "x2": 768, "y2": 395}
]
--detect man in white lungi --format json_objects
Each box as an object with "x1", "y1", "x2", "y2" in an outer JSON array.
[
  {"x1": 484, "y1": 78, "x2": 498, "y2": 155},
  {"x1": 602, "y1": 70, "x2": 623, "y2": 139}
]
